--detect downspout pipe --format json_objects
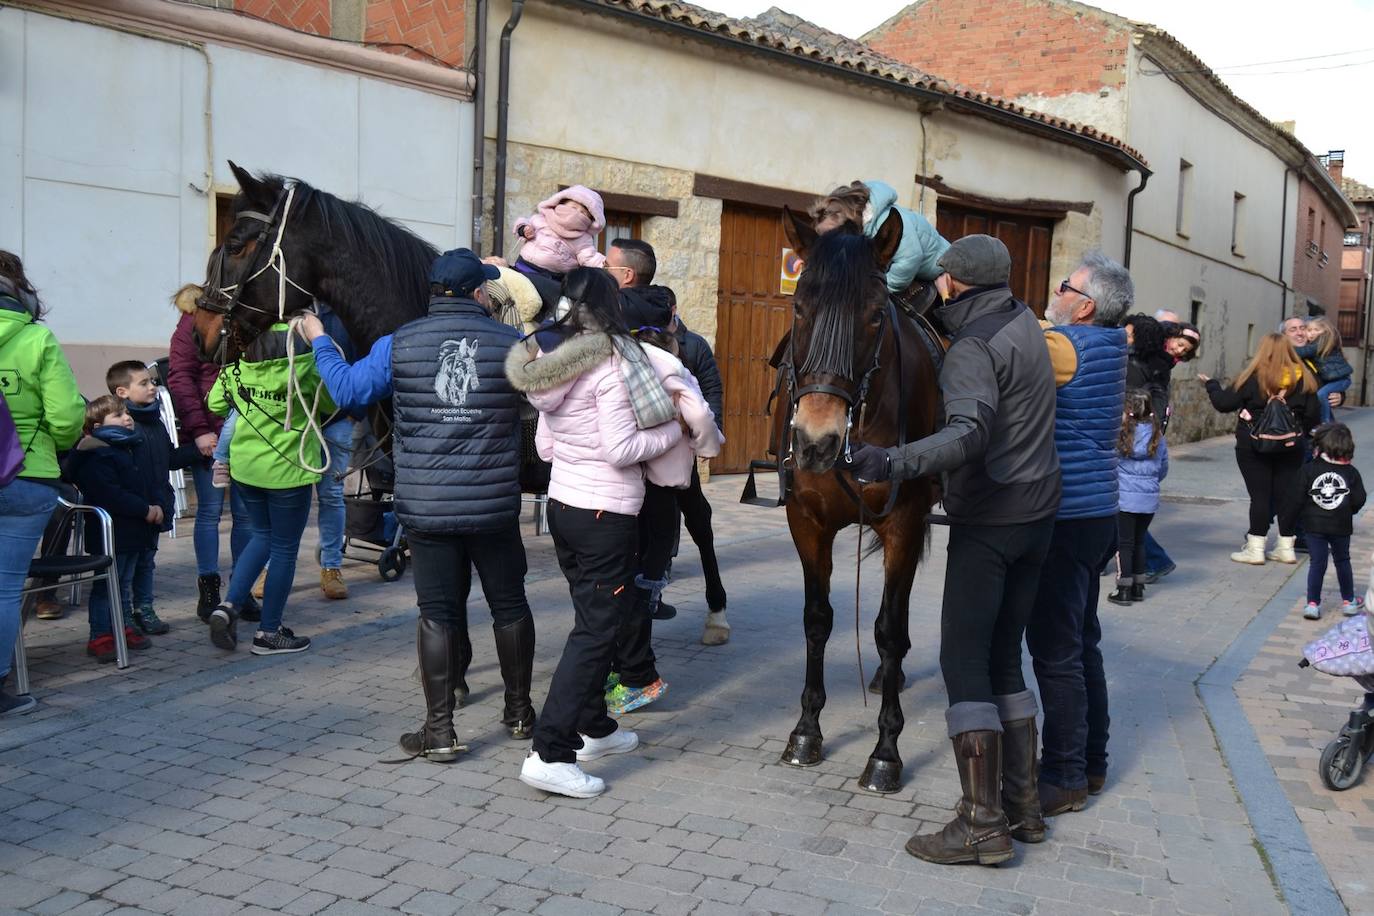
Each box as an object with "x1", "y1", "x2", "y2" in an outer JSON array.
[
  {"x1": 1278, "y1": 166, "x2": 1295, "y2": 325},
  {"x1": 1123, "y1": 168, "x2": 1148, "y2": 269},
  {"x1": 492, "y1": 0, "x2": 526, "y2": 259},
  {"x1": 471, "y1": 0, "x2": 488, "y2": 254}
]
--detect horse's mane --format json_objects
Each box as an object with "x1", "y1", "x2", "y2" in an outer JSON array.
[
  {"x1": 256, "y1": 174, "x2": 438, "y2": 345},
  {"x1": 797, "y1": 230, "x2": 879, "y2": 380}
]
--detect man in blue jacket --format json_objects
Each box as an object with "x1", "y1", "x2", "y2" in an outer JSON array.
[
  {"x1": 298, "y1": 249, "x2": 536, "y2": 761},
  {"x1": 1026, "y1": 251, "x2": 1131, "y2": 821}
]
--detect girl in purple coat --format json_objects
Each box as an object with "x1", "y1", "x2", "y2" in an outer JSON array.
[{"x1": 1109, "y1": 390, "x2": 1169, "y2": 606}]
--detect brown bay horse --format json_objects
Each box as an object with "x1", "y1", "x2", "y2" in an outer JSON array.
[{"x1": 774, "y1": 208, "x2": 941, "y2": 794}]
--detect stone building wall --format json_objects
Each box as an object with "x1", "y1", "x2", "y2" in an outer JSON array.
[{"x1": 484, "y1": 140, "x2": 723, "y2": 345}]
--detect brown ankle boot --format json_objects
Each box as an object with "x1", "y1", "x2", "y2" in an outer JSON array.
[
  {"x1": 905, "y1": 730, "x2": 1013, "y2": 866},
  {"x1": 1000, "y1": 717, "x2": 1045, "y2": 843}
]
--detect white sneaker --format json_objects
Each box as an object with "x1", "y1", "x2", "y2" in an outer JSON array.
[
  {"x1": 576, "y1": 728, "x2": 639, "y2": 762},
  {"x1": 519, "y1": 753, "x2": 605, "y2": 798}
]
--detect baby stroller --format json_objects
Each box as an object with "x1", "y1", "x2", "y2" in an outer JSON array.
[
  {"x1": 1299, "y1": 612, "x2": 1374, "y2": 790},
  {"x1": 338, "y1": 424, "x2": 409, "y2": 581}
]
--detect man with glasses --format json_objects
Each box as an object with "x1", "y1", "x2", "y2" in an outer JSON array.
[{"x1": 1026, "y1": 251, "x2": 1131, "y2": 820}]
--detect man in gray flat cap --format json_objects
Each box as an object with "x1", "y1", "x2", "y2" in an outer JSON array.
[{"x1": 844, "y1": 234, "x2": 1061, "y2": 868}]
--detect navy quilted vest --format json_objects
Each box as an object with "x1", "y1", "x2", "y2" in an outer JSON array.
[
  {"x1": 391, "y1": 298, "x2": 522, "y2": 534},
  {"x1": 1051, "y1": 324, "x2": 1127, "y2": 520}
]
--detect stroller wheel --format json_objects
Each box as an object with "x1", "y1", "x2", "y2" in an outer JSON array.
[
  {"x1": 1319, "y1": 734, "x2": 1366, "y2": 791},
  {"x1": 379, "y1": 548, "x2": 405, "y2": 582}
]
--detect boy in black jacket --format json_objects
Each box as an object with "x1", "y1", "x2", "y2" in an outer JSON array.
[
  {"x1": 1300, "y1": 422, "x2": 1367, "y2": 620},
  {"x1": 104, "y1": 361, "x2": 198, "y2": 635},
  {"x1": 68, "y1": 397, "x2": 160, "y2": 662}
]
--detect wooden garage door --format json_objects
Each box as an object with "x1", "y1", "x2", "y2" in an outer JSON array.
[
  {"x1": 937, "y1": 203, "x2": 1055, "y2": 317},
  {"x1": 714, "y1": 204, "x2": 793, "y2": 474}
]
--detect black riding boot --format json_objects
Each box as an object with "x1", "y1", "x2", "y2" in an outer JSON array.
[
  {"x1": 196, "y1": 574, "x2": 221, "y2": 623},
  {"x1": 1001, "y1": 717, "x2": 1046, "y2": 843},
  {"x1": 494, "y1": 615, "x2": 536, "y2": 739},
  {"x1": 398, "y1": 618, "x2": 470, "y2": 762}
]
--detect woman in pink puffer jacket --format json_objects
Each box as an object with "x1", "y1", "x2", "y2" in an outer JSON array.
[
  {"x1": 514, "y1": 185, "x2": 608, "y2": 275},
  {"x1": 505, "y1": 268, "x2": 681, "y2": 800}
]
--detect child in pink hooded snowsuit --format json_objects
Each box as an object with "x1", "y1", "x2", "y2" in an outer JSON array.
[{"x1": 514, "y1": 186, "x2": 608, "y2": 274}]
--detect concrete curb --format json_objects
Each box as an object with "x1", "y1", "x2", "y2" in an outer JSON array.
[{"x1": 1197, "y1": 560, "x2": 1347, "y2": 916}]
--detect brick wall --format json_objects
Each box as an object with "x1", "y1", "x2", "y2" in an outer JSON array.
[
  {"x1": 229, "y1": 0, "x2": 466, "y2": 66},
  {"x1": 865, "y1": 0, "x2": 1130, "y2": 99},
  {"x1": 1292, "y1": 178, "x2": 1343, "y2": 315},
  {"x1": 365, "y1": 0, "x2": 466, "y2": 67}
]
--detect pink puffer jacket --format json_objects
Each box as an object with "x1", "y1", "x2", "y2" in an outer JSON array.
[
  {"x1": 505, "y1": 332, "x2": 682, "y2": 516},
  {"x1": 641, "y1": 346, "x2": 722, "y2": 488},
  {"x1": 514, "y1": 186, "x2": 608, "y2": 274}
]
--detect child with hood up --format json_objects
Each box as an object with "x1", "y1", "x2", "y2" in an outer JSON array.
[
  {"x1": 514, "y1": 185, "x2": 608, "y2": 277},
  {"x1": 811, "y1": 180, "x2": 950, "y2": 295}
]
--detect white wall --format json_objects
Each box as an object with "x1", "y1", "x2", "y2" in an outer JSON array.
[
  {"x1": 1125, "y1": 46, "x2": 1293, "y2": 378},
  {"x1": 0, "y1": 8, "x2": 473, "y2": 388}
]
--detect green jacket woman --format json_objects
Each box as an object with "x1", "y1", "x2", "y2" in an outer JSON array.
[{"x1": 0, "y1": 254, "x2": 85, "y2": 716}]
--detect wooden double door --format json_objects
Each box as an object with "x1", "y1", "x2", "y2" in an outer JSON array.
[
  {"x1": 936, "y1": 203, "x2": 1055, "y2": 316},
  {"x1": 711, "y1": 200, "x2": 1057, "y2": 473}
]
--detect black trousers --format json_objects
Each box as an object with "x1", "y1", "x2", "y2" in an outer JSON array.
[
  {"x1": 408, "y1": 526, "x2": 532, "y2": 630},
  {"x1": 613, "y1": 484, "x2": 675, "y2": 688},
  {"x1": 1115, "y1": 511, "x2": 1154, "y2": 583},
  {"x1": 1026, "y1": 515, "x2": 1118, "y2": 790},
  {"x1": 939, "y1": 518, "x2": 1055, "y2": 705},
  {"x1": 1235, "y1": 445, "x2": 1304, "y2": 536},
  {"x1": 533, "y1": 501, "x2": 638, "y2": 764}
]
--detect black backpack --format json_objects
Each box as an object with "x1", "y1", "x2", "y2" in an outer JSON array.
[{"x1": 1249, "y1": 394, "x2": 1301, "y2": 453}]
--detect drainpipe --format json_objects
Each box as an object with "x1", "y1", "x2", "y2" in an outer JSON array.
[
  {"x1": 1278, "y1": 166, "x2": 1295, "y2": 324},
  {"x1": 492, "y1": 0, "x2": 526, "y2": 259},
  {"x1": 471, "y1": 0, "x2": 488, "y2": 255},
  {"x1": 1123, "y1": 168, "x2": 1149, "y2": 269}
]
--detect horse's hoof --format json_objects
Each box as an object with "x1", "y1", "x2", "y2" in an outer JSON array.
[
  {"x1": 867, "y1": 671, "x2": 907, "y2": 694},
  {"x1": 858, "y1": 758, "x2": 903, "y2": 794},
  {"x1": 780, "y1": 734, "x2": 823, "y2": 767}
]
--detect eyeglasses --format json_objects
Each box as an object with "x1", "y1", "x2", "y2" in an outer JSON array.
[
  {"x1": 606, "y1": 265, "x2": 632, "y2": 275},
  {"x1": 631, "y1": 326, "x2": 663, "y2": 336},
  {"x1": 1058, "y1": 279, "x2": 1092, "y2": 299}
]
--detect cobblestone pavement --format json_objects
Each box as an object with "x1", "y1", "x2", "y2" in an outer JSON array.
[
  {"x1": 1235, "y1": 505, "x2": 1374, "y2": 913},
  {"x1": 5, "y1": 414, "x2": 1366, "y2": 915}
]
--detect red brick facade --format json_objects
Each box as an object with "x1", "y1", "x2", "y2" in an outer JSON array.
[
  {"x1": 1292, "y1": 177, "x2": 1344, "y2": 318},
  {"x1": 231, "y1": 0, "x2": 466, "y2": 66},
  {"x1": 365, "y1": 0, "x2": 466, "y2": 67},
  {"x1": 864, "y1": 0, "x2": 1130, "y2": 98},
  {"x1": 236, "y1": 0, "x2": 332, "y2": 37}
]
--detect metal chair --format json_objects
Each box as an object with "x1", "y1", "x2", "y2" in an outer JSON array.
[{"x1": 10, "y1": 499, "x2": 128, "y2": 696}]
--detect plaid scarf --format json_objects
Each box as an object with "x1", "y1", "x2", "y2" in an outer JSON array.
[{"x1": 613, "y1": 337, "x2": 676, "y2": 429}]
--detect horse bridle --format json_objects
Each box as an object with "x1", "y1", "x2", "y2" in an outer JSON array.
[
  {"x1": 782, "y1": 292, "x2": 908, "y2": 519},
  {"x1": 199, "y1": 180, "x2": 313, "y2": 361}
]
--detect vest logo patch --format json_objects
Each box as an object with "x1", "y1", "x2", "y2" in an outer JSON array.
[
  {"x1": 0, "y1": 369, "x2": 21, "y2": 395},
  {"x1": 435, "y1": 339, "x2": 481, "y2": 407},
  {"x1": 1311, "y1": 471, "x2": 1350, "y2": 511}
]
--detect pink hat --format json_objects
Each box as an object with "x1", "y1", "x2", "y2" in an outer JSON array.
[{"x1": 539, "y1": 185, "x2": 606, "y2": 234}]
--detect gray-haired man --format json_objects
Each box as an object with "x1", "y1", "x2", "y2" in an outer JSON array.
[{"x1": 1025, "y1": 251, "x2": 1131, "y2": 823}]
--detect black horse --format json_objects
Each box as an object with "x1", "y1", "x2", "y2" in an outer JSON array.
[{"x1": 194, "y1": 161, "x2": 434, "y2": 361}]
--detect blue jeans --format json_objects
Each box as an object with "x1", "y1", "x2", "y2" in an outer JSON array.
[
  {"x1": 1307, "y1": 533, "x2": 1354, "y2": 604},
  {"x1": 316, "y1": 420, "x2": 354, "y2": 569},
  {"x1": 88, "y1": 550, "x2": 147, "y2": 639},
  {"x1": 1026, "y1": 515, "x2": 1118, "y2": 790},
  {"x1": 0, "y1": 479, "x2": 59, "y2": 681},
  {"x1": 189, "y1": 461, "x2": 251, "y2": 576},
  {"x1": 1144, "y1": 531, "x2": 1173, "y2": 574},
  {"x1": 226, "y1": 483, "x2": 313, "y2": 633},
  {"x1": 212, "y1": 411, "x2": 237, "y2": 464},
  {"x1": 1317, "y1": 378, "x2": 1351, "y2": 424}
]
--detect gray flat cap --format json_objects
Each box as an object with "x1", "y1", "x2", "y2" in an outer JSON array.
[{"x1": 937, "y1": 234, "x2": 1011, "y2": 287}]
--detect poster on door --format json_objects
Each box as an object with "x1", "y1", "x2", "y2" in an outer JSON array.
[{"x1": 780, "y1": 247, "x2": 802, "y2": 295}]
